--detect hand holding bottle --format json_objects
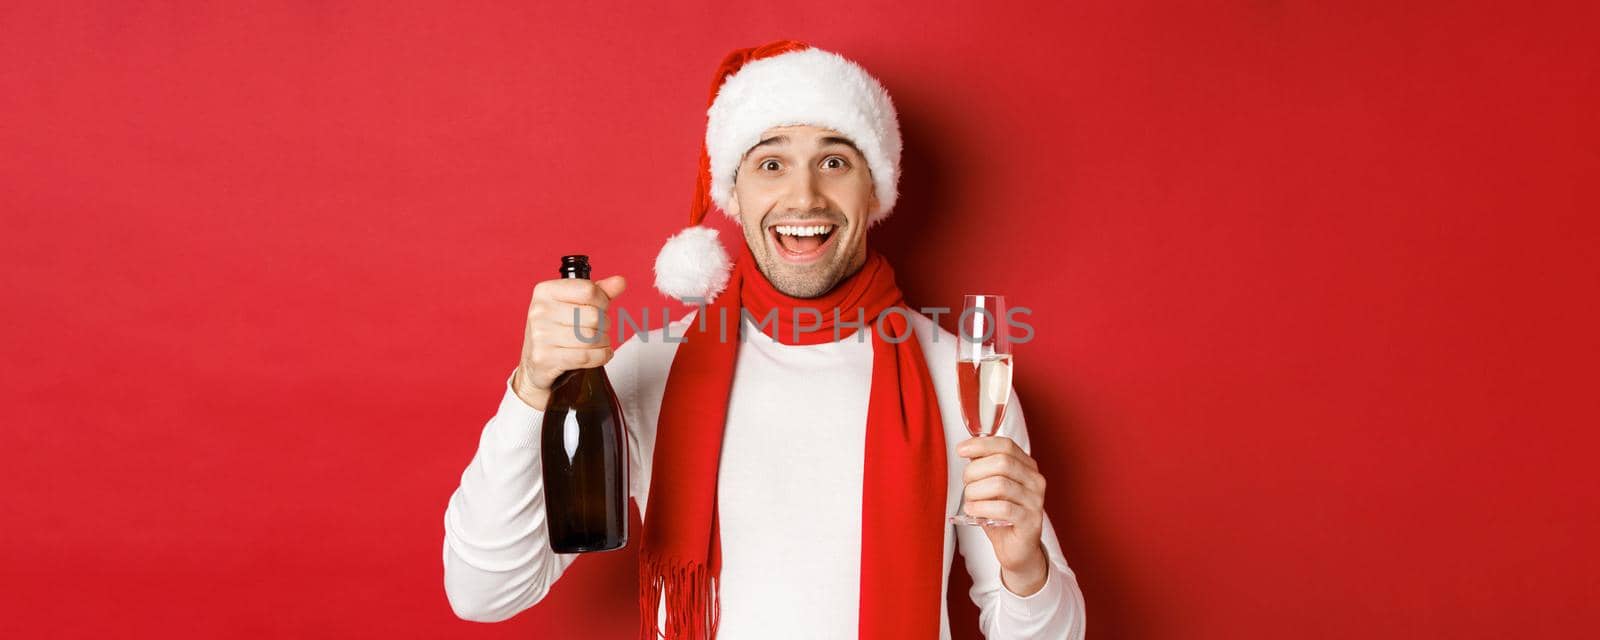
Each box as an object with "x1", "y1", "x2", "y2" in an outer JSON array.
[{"x1": 513, "y1": 270, "x2": 626, "y2": 411}]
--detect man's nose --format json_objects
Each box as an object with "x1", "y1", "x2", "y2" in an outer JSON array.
[{"x1": 782, "y1": 167, "x2": 827, "y2": 212}]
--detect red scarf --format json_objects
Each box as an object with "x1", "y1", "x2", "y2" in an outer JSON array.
[{"x1": 638, "y1": 242, "x2": 948, "y2": 638}]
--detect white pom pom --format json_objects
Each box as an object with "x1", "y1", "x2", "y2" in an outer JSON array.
[{"x1": 653, "y1": 225, "x2": 732, "y2": 304}]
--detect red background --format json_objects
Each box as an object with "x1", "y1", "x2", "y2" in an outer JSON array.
[{"x1": 3, "y1": 2, "x2": 1597, "y2": 638}]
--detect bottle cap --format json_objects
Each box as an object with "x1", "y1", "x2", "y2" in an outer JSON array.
[{"x1": 559, "y1": 255, "x2": 591, "y2": 279}]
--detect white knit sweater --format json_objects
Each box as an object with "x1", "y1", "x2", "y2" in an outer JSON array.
[{"x1": 443, "y1": 309, "x2": 1086, "y2": 638}]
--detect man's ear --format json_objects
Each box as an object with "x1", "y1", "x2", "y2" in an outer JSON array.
[{"x1": 728, "y1": 183, "x2": 754, "y2": 230}]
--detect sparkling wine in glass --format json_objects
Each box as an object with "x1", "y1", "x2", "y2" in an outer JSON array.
[{"x1": 950, "y1": 294, "x2": 1015, "y2": 527}]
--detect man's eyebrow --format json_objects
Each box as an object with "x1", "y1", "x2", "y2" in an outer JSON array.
[
  {"x1": 747, "y1": 135, "x2": 862, "y2": 155},
  {"x1": 751, "y1": 135, "x2": 789, "y2": 150},
  {"x1": 819, "y1": 136, "x2": 862, "y2": 154}
]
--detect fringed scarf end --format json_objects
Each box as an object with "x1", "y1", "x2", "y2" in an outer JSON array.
[{"x1": 639, "y1": 555, "x2": 720, "y2": 640}]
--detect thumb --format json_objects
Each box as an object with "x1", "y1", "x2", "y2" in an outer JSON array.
[{"x1": 595, "y1": 274, "x2": 627, "y2": 301}]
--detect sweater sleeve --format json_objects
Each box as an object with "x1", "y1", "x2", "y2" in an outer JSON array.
[
  {"x1": 959, "y1": 392, "x2": 1088, "y2": 639},
  {"x1": 442, "y1": 335, "x2": 653, "y2": 622}
]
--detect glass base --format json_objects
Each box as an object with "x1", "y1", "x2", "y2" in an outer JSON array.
[{"x1": 948, "y1": 514, "x2": 1014, "y2": 527}]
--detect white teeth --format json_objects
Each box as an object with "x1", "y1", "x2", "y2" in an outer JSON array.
[{"x1": 774, "y1": 224, "x2": 834, "y2": 237}]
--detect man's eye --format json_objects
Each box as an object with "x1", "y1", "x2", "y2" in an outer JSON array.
[
  {"x1": 823, "y1": 156, "x2": 848, "y2": 169},
  {"x1": 760, "y1": 160, "x2": 781, "y2": 171}
]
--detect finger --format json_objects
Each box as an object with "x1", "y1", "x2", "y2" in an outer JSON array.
[
  {"x1": 595, "y1": 274, "x2": 627, "y2": 301},
  {"x1": 530, "y1": 343, "x2": 611, "y2": 371},
  {"x1": 960, "y1": 460, "x2": 1049, "y2": 499},
  {"x1": 962, "y1": 453, "x2": 1045, "y2": 490},
  {"x1": 548, "y1": 345, "x2": 613, "y2": 371},
  {"x1": 538, "y1": 301, "x2": 605, "y2": 329},
  {"x1": 963, "y1": 499, "x2": 1027, "y2": 524},
  {"x1": 964, "y1": 475, "x2": 1027, "y2": 502},
  {"x1": 532, "y1": 313, "x2": 609, "y2": 350},
  {"x1": 535, "y1": 324, "x2": 611, "y2": 349},
  {"x1": 955, "y1": 436, "x2": 1037, "y2": 470},
  {"x1": 962, "y1": 476, "x2": 1041, "y2": 509},
  {"x1": 539, "y1": 279, "x2": 615, "y2": 309}
]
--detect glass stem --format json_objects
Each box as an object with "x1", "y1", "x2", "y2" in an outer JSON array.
[{"x1": 955, "y1": 460, "x2": 973, "y2": 519}]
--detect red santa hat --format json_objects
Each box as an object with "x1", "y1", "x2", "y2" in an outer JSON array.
[{"x1": 653, "y1": 40, "x2": 904, "y2": 303}]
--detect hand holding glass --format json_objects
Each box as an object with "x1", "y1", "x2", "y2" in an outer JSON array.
[{"x1": 949, "y1": 294, "x2": 1015, "y2": 527}]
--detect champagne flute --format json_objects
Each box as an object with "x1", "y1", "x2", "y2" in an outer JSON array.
[{"x1": 949, "y1": 294, "x2": 1014, "y2": 527}]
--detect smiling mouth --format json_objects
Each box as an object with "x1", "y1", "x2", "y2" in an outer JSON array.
[{"x1": 768, "y1": 222, "x2": 839, "y2": 264}]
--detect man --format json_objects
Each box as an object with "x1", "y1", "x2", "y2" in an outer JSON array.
[{"x1": 443, "y1": 41, "x2": 1086, "y2": 639}]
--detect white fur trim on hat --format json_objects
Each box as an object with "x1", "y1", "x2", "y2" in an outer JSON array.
[
  {"x1": 706, "y1": 48, "x2": 902, "y2": 226},
  {"x1": 653, "y1": 225, "x2": 732, "y2": 303}
]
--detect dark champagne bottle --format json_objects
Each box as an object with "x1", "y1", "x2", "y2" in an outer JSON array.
[{"x1": 540, "y1": 255, "x2": 629, "y2": 553}]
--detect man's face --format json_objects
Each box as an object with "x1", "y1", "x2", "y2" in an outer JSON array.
[{"x1": 727, "y1": 124, "x2": 877, "y2": 298}]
